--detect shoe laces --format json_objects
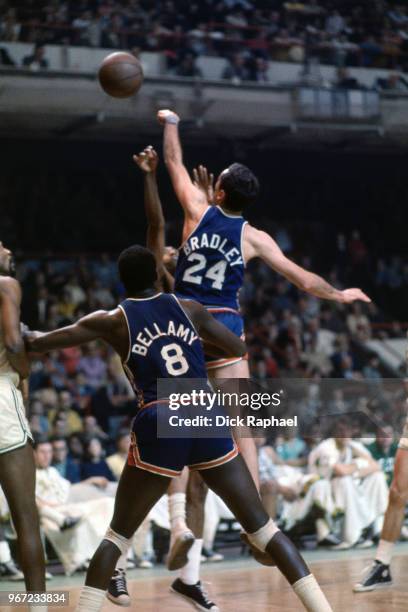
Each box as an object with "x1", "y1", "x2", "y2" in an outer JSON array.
[
  {"x1": 360, "y1": 561, "x2": 377, "y2": 579},
  {"x1": 198, "y1": 581, "x2": 214, "y2": 605},
  {"x1": 113, "y1": 569, "x2": 127, "y2": 592}
]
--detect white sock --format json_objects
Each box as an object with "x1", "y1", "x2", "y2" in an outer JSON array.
[
  {"x1": 180, "y1": 539, "x2": 203, "y2": 585},
  {"x1": 76, "y1": 586, "x2": 106, "y2": 612},
  {"x1": 0, "y1": 541, "x2": 11, "y2": 563},
  {"x1": 116, "y1": 551, "x2": 127, "y2": 571},
  {"x1": 292, "y1": 574, "x2": 333, "y2": 612},
  {"x1": 376, "y1": 539, "x2": 394, "y2": 565},
  {"x1": 168, "y1": 493, "x2": 188, "y2": 532}
]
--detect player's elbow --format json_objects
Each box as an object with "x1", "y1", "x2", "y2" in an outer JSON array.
[
  {"x1": 4, "y1": 336, "x2": 23, "y2": 355},
  {"x1": 298, "y1": 276, "x2": 315, "y2": 293}
]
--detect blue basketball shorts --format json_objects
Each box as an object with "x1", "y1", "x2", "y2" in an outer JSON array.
[
  {"x1": 127, "y1": 400, "x2": 238, "y2": 478},
  {"x1": 205, "y1": 308, "x2": 247, "y2": 370}
]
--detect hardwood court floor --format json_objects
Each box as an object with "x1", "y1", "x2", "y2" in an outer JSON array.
[{"x1": 2, "y1": 554, "x2": 408, "y2": 611}]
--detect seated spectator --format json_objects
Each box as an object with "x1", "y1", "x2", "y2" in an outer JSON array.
[
  {"x1": 78, "y1": 343, "x2": 107, "y2": 389},
  {"x1": 366, "y1": 426, "x2": 398, "y2": 486},
  {"x1": 83, "y1": 415, "x2": 109, "y2": 441},
  {"x1": 256, "y1": 437, "x2": 337, "y2": 546},
  {"x1": 48, "y1": 390, "x2": 83, "y2": 435},
  {"x1": 346, "y1": 303, "x2": 371, "y2": 340},
  {"x1": 106, "y1": 430, "x2": 131, "y2": 480},
  {"x1": 0, "y1": 8, "x2": 21, "y2": 42},
  {"x1": 249, "y1": 57, "x2": 269, "y2": 82},
  {"x1": 362, "y1": 354, "x2": 382, "y2": 380},
  {"x1": 34, "y1": 438, "x2": 115, "y2": 575},
  {"x1": 175, "y1": 53, "x2": 203, "y2": 77},
  {"x1": 309, "y1": 420, "x2": 389, "y2": 549},
  {"x1": 29, "y1": 398, "x2": 49, "y2": 435},
  {"x1": 80, "y1": 436, "x2": 115, "y2": 481},
  {"x1": 68, "y1": 432, "x2": 85, "y2": 463},
  {"x1": 376, "y1": 73, "x2": 408, "y2": 90},
  {"x1": 334, "y1": 67, "x2": 360, "y2": 90},
  {"x1": 275, "y1": 427, "x2": 307, "y2": 466},
  {"x1": 22, "y1": 44, "x2": 49, "y2": 71},
  {"x1": 222, "y1": 53, "x2": 250, "y2": 82},
  {"x1": 52, "y1": 436, "x2": 81, "y2": 484}
]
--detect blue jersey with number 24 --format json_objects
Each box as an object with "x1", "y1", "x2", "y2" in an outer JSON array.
[{"x1": 174, "y1": 206, "x2": 247, "y2": 310}]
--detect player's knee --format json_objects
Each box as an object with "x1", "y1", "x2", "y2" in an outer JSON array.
[
  {"x1": 389, "y1": 481, "x2": 408, "y2": 508},
  {"x1": 104, "y1": 526, "x2": 132, "y2": 555},
  {"x1": 247, "y1": 518, "x2": 280, "y2": 552}
]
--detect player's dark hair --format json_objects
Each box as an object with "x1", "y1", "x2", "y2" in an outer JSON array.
[
  {"x1": 118, "y1": 245, "x2": 157, "y2": 294},
  {"x1": 220, "y1": 163, "x2": 259, "y2": 212}
]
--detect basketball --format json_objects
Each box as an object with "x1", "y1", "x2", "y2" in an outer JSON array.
[{"x1": 98, "y1": 51, "x2": 144, "y2": 98}]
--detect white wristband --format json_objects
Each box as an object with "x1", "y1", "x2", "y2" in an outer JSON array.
[{"x1": 165, "y1": 115, "x2": 179, "y2": 125}]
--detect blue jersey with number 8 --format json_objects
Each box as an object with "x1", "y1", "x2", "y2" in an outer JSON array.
[
  {"x1": 119, "y1": 293, "x2": 208, "y2": 407},
  {"x1": 175, "y1": 206, "x2": 247, "y2": 310}
]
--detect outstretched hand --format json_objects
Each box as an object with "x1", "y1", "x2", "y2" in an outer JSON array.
[
  {"x1": 193, "y1": 165, "x2": 214, "y2": 203},
  {"x1": 133, "y1": 146, "x2": 158, "y2": 173},
  {"x1": 339, "y1": 288, "x2": 371, "y2": 304}
]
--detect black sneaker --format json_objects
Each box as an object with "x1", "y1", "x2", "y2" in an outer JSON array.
[
  {"x1": 353, "y1": 561, "x2": 392, "y2": 592},
  {"x1": 0, "y1": 560, "x2": 24, "y2": 581},
  {"x1": 107, "y1": 568, "x2": 131, "y2": 606},
  {"x1": 170, "y1": 578, "x2": 219, "y2": 611}
]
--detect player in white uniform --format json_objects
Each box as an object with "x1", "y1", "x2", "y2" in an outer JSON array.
[{"x1": 0, "y1": 242, "x2": 46, "y2": 600}]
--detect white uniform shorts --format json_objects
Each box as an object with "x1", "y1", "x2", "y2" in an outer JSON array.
[{"x1": 0, "y1": 377, "x2": 32, "y2": 454}]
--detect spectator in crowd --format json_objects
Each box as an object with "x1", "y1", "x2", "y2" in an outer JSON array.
[
  {"x1": 52, "y1": 436, "x2": 81, "y2": 484},
  {"x1": 334, "y1": 67, "x2": 361, "y2": 89},
  {"x1": 309, "y1": 420, "x2": 389, "y2": 549},
  {"x1": 362, "y1": 354, "x2": 382, "y2": 380},
  {"x1": 249, "y1": 56, "x2": 269, "y2": 82},
  {"x1": 22, "y1": 43, "x2": 49, "y2": 70},
  {"x1": 106, "y1": 430, "x2": 131, "y2": 480},
  {"x1": 67, "y1": 431, "x2": 84, "y2": 460},
  {"x1": 222, "y1": 53, "x2": 250, "y2": 82},
  {"x1": 366, "y1": 426, "x2": 398, "y2": 486},
  {"x1": 80, "y1": 437, "x2": 115, "y2": 481},
  {"x1": 275, "y1": 427, "x2": 307, "y2": 466},
  {"x1": 34, "y1": 438, "x2": 116, "y2": 575},
  {"x1": 48, "y1": 390, "x2": 83, "y2": 435},
  {"x1": 175, "y1": 52, "x2": 203, "y2": 77},
  {"x1": 78, "y1": 343, "x2": 107, "y2": 389},
  {"x1": 375, "y1": 72, "x2": 408, "y2": 90},
  {"x1": 0, "y1": 8, "x2": 21, "y2": 41}
]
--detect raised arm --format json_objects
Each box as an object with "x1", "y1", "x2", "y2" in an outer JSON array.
[
  {"x1": 157, "y1": 109, "x2": 208, "y2": 222},
  {"x1": 133, "y1": 146, "x2": 174, "y2": 290},
  {"x1": 245, "y1": 226, "x2": 370, "y2": 304},
  {"x1": 0, "y1": 277, "x2": 29, "y2": 379},
  {"x1": 183, "y1": 299, "x2": 246, "y2": 358}
]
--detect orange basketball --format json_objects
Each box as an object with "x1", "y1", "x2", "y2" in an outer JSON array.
[{"x1": 98, "y1": 51, "x2": 144, "y2": 99}]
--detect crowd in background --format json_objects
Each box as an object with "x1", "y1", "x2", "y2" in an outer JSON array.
[{"x1": 2, "y1": 0, "x2": 408, "y2": 79}]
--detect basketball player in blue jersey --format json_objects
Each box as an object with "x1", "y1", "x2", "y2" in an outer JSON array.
[
  {"x1": 155, "y1": 108, "x2": 371, "y2": 596},
  {"x1": 26, "y1": 245, "x2": 333, "y2": 612}
]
